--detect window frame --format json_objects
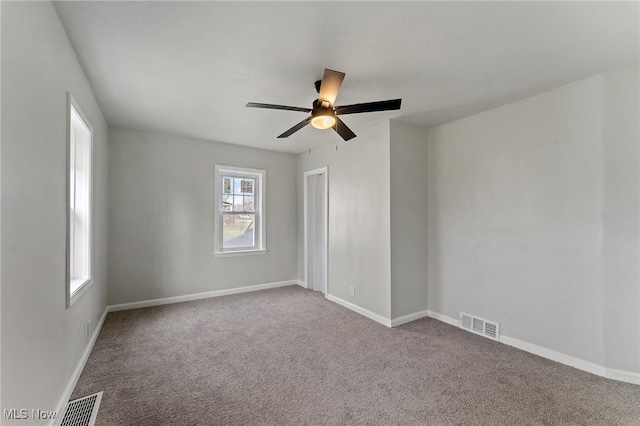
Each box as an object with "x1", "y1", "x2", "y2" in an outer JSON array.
[
  {"x1": 66, "y1": 93, "x2": 94, "y2": 308},
  {"x1": 214, "y1": 165, "x2": 267, "y2": 258}
]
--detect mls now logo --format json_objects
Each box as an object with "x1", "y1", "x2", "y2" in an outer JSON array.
[{"x1": 4, "y1": 408, "x2": 57, "y2": 420}]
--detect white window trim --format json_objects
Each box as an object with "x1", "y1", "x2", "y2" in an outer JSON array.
[
  {"x1": 66, "y1": 93, "x2": 94, "y2": 308},
  {"x1": 213, "y1": 165, "x2": 267, "y2": 258}
]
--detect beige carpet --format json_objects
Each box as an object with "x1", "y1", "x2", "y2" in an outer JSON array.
[{"x1": 71, "y1": 286, "x2": 640, "y2": 425}]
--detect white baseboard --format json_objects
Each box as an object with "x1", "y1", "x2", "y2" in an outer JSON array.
[
  {"x1": 52, "y1": 307, "x2": 108, "y2": 426},
  {"x1": 499, "y1": 335, "x2": 607, "y2": 378},
  {"x1": 391, "y1": 310, "x2": 430, "y2": 327},
  {"x1": 426, "y1": 310, "x2": 459, "y2": 327},
  {"x1": 606, "y1": 367, "x2": 640, "y2": 385},
  {"x1": 107, "y1": 280, "x2": 298, "y2": 312},
  {"x1": 426, "y1": 310, "x2": 640, "y2": 386},
  {"x1": 325, "y1": 293, "x2": 392, "y2": 327},
  {"x1": 295, "y1": 280, "x2": 307, "y2": 288}
]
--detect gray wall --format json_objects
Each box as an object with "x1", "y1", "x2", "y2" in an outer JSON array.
[
  {"x1": 1, "y1": 1, "x2": 109, "y2": 421},
  {"x1": 600, "y1": 67, "x2": 640, "y2": 373},
  {"x1": 107, "y1": 127, "x2": 297, "y2": 305},
  {"x1": 390, "y1": 121, "x2": 429, "y2": 319},
  {"x1": 297, "y1": 122, "x2": 392, "y2": 319},
  {"x1": 426, "y1": 68, "x2": 639, "y2": 373}
]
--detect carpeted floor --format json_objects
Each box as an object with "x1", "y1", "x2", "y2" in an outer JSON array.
[{"x1": 71, "y1": 285, "x2": 640, "y2": 425}]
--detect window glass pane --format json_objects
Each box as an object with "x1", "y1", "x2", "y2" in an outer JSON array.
[
  {"x1": 243, "y1": 195, "x2": 254, "y2": 212},
  {"x1": 70, "y1": 127, "x2": 76, "y2": 211},
  {"x1": 233, "y1": 195, "x2": 244, "y2": 211},
  {"x1": 216, "y1": 167, "x2": 264, "y2": 254},
  {"x1": 241, "y1": 179, "x2": 254, "y2": 194},
  {"x1": 222, "y1": 214, "x2": 255, "y2": 248},
  {"x1": 69, "y1": 104, "x2": 92, "y2": 297},
  {"x1": 222, "y1": 194, "x2": 232, "y2": 211}
]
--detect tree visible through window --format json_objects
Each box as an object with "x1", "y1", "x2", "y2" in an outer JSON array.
[
  {"x1": 222, "y1": 176, "x2": 256, "y2": 248},
  {"x1": 215, "y1": 166, "x2": 265, "y2": 255}
]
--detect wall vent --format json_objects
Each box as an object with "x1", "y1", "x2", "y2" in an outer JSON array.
[
  {"x1": 61, "y1": 392, "x2": 102, "y2": 426},
  {"x1": 460, "y1": 312, "x2": 500, "y2": 341}
]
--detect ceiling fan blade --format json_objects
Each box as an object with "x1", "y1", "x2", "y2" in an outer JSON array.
[
  {"x1": 333, "y1": 117, "x2": 357, "y2": 141},
  {"x1": 318, "y1": 69, "x2": 345, "y2": 106},
  {"x1": 246, "y1": 102, "x2": 311, "y2": 113},
  {"x1": 277, "y1": 116, "x2": 312, "y2": 138},
  {"x1": 335, "y1": 99, "x2": 402, "y2": 116}
]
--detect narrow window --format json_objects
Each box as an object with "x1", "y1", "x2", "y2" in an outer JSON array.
[
  {"x1": 67, "y1": 95, "x2": 93, "y2": 306},
  {"x1": 214, "y1": 166, "x2": 266, "y2": 257}
]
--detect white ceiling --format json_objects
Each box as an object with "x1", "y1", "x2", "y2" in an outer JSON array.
[{"x1": 54, "y1": 1, "x2": 639, "y2": 154}]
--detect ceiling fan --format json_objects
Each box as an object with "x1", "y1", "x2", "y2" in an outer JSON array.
[{"x1": 246, "y1": 68, "x2": 402, "y2": 141}]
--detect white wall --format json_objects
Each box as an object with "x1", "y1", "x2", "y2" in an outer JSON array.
[
  {"x1": 426, "y1": 67, "x2": 639, "y2": 375},
  {"x1": 1, "y1": 1, "x2": 109, "y2": 422},
  {"x1": 390, "y1": 121, "x2": 429, "y2": 319},
  {"x1": 297, "y1": 122, "x2": 392, "y2": 319},
  {"x1": 107, "y1": 127, "x2": 297, "y2": 304}
]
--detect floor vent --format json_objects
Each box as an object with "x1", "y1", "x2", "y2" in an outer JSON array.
[
  {"x1": 61, "y1": 392, "x2": 102, "y2": 426},
  {"x1": 460, "y1": 312, "x2": 500, "y2": 341}
]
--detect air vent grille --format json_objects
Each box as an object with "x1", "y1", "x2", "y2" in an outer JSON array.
[
  {"x1": 460, "y1": 312, "x2": 500, "y2": 341},
  {"x1": 485, "y1": 322, "x2": 498, "y2": 339},
  {"x1": 472, "y1": 318, "x2": 483, "y2": 333},
  {"x1": 461, "y1": 314, "x2": 472, "y2": 329},
  {"x1": 61, "y1": 392, "x2": 102, "y2": 426}
]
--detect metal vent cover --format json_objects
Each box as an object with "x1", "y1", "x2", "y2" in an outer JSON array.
[
  {"x1": 61, "y1": 392, "x2": 102, "y2": 426},
  {"x1": 460, "y1": 312, "x2": 500, "y2": 341}
]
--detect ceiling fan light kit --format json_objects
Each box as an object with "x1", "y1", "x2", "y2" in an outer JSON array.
[
  {"x1": 310, "y1": 104, "x2": 336, "y2": 130},
  {"x1": 246, "y1": 68, "x2": 402, "y2": 142}
]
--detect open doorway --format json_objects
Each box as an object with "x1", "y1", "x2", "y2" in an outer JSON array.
[{"x1": 304, "y1": 167, "x2": 328, "y2": 294}]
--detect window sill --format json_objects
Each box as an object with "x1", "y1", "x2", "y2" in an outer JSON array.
[
  {"x1": 213, "y1": 249, "x2": 268, "y2": 258},
  {"x1": 69, "y1": 278, "x2": 93, "y2": 307}
]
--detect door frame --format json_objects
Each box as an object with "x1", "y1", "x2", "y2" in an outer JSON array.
[{"x1": 303, "y1": 166, "x2": 329, "y2": 294}]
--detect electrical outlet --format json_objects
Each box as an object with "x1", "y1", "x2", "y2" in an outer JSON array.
[{"x1": 349, "y1": 286, "x2": 355, "y2": 297}]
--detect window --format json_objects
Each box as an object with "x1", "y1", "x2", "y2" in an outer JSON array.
[
  {"x1": 67, "y1": 95, "x2": 93, "y2": 307},
  {"x1": 214, "y1": 165, "x2": 266, "y2": 257}
]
